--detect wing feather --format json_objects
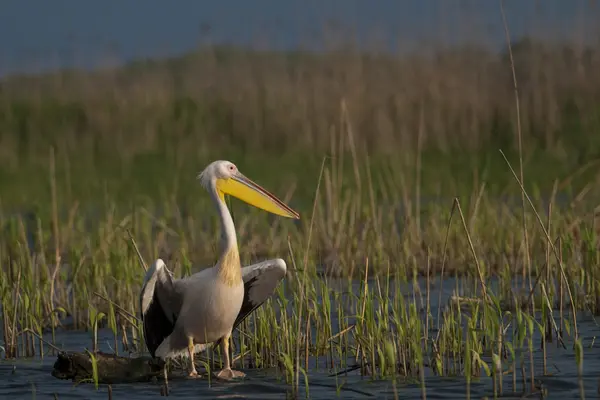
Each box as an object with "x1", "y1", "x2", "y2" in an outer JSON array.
[
  {"x1": 140, "y1": 259, "x2": 184, "y2": 358},
  {"x1": 214, "y1": 258, "x2": 287, "y2": 347}
]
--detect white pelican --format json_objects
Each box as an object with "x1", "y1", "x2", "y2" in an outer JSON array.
[{"x1": 139, "y1": 160, "x2": 299, "y2": 380}]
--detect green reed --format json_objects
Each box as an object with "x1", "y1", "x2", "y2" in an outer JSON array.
[
  {"x1": 2, "y1": 26, "x2": 600, "y2": 398},
  {"x1": 0, "y1": 143, "x2": 599, "y2": 398}
]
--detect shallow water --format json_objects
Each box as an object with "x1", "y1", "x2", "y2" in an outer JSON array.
[
  {"x1": 2, "y1": 277, "x2": 600, "y2": 399},
  {"x1": 3, "y1": 339, "x2": 600, "y2": 399}
]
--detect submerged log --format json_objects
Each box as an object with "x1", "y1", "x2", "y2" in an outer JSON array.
[{"x1": 51, "y1": 351, "x2": 167, "y2": 384}]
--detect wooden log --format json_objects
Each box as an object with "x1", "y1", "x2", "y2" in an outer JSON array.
[{"x1": 51, "y1": 351, "x2": 167, "y2": 384}]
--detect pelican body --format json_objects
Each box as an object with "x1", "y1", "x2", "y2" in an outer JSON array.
[{"x1": 139, "y1": 160, "x2": 299, "y2": 380}]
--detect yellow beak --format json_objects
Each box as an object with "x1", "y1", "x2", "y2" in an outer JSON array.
[{"x1": 215, "y1": 173, "x2": 300, "y2": 219}]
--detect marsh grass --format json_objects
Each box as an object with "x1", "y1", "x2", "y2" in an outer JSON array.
[
  {"x1": 2, "y1": 18, "x2": 600, "y2": 398},
  {"x1": 1, "y1": 136, "x2": 599, "y2": 397}
]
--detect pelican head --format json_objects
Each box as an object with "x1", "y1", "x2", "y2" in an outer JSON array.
[{"x1": 197, "y1": 160, "x2": 300, "y2": 219}]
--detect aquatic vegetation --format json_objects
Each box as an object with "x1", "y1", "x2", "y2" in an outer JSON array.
[
  {"x1": 2, "y1": 14, "x2": 600, "y2": 399},
  {"x1": 0, "y1": 143, "x2": 598, "y2": 398}
]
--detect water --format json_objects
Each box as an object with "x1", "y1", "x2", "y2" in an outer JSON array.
[
  {"x1": 2, "y1": 277, "x2": 600, "y2": 399},
  {"x1": 1, "y1": 0, "x2": 599, "y2": 77},
  {"x1": 2, "y1": 354, "x2": 598, "y2": 400}
]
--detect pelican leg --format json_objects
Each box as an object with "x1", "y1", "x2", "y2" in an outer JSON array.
[
  {"x1": 216, "y1": 333, "x2": 246, "y2": 380},
  {"x1": 187, "y1": 337, "x2": 200, "y2": 378},
  {"x1": 162, "y1": 361, "x2": 170, "y2": 395}
]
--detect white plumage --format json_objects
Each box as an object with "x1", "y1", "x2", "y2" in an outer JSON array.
[
  {"x1": 140, "y1": 258, "x2": 288, "y2": 355},
  {"x1": 138, "y1": 160, "x2": 298, "y2": 380}
]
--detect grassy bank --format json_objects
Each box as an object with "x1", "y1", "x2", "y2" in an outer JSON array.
[
  {"x1": 1, "y1": 38, "x2": 600, "y2": 396},
  {"x1": 1, "y1": 38, "x2": 600, "y2": 201},
  {"x1": 1, "y1": 38, "x2": 600, "y2": 272}
]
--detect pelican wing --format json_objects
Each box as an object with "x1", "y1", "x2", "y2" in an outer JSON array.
[
  {"x1": 140, "y1": 259, "x2": 185, "y2": 358},
  {"x1": 214, "y1": 258, "x2": 287, "y2": 347}
]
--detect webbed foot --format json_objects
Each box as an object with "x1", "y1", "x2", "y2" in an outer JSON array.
[
  {"x1": 216, "y1": 368, "x2": 246, "y2": 380},
  {"x1": 188, "y1": 369, "x2": 202, "y2": 378}
]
